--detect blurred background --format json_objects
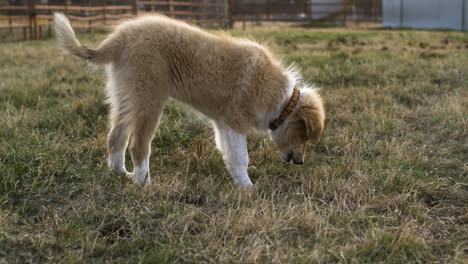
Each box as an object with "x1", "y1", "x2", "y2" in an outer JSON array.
[{"x1": 1, "y1": 0, "x2": 466, "y2": 42}]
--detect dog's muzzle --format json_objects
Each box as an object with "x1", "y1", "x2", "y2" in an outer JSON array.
[{"x1": 281, "y1": 152, "x2": 304, "y2": 165}]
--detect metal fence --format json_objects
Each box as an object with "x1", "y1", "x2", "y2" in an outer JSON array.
[
  {"x1": 229, "y1": 0, "x2": 381, "y2": 26},
  {"x1": 0, "y1": 0, "x2": 228, "y2": 41}
]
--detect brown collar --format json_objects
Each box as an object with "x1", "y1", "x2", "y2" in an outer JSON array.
[{"x1": 269, "y1": 88, "x2": 301, "y2": 130}]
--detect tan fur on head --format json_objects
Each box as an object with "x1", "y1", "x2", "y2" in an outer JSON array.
[
  {"x1": 270, "y1": 87, "x2": 325, "y2": 164},
  {"x1": 296, "y1": 88, "x2": 325, "y2": 143}
]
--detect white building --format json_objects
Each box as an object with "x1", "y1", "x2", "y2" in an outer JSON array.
[{"x1": 383, "y1": 0, "x2": 468, "y2": 31}]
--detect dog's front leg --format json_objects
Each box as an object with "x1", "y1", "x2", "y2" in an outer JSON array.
[{"x1": 214, "y1": 123, "x2": 253, "y2": 187}]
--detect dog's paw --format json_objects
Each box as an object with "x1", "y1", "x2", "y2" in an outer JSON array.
[
  {"x1": 108, "y1": 156, "x2": 126, "y2": 173},
  {"x1": 123, "y1": 172, "x2": 134, "y2": 183},
  {"x1": 143, "y1": 174, "x2": 152, "y2": 186},
  {"x1": 234, "y1": 178, "x2": 254, "y2": 188},
  {"x1": 126, "y1": 171, "x2": 152, "y2": 186}
]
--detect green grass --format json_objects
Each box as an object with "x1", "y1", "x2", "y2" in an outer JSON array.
[{"x1": 1, "y1": 25, "x2": 467, "y2": 263}]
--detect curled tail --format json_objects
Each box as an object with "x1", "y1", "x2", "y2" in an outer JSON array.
[{"x1": 53, "y1": 13, "x2": 120, "y2": 65}]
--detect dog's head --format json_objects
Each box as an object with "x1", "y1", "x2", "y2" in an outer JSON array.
[{"x1": 270, "y1": 88, "x2": 325, "y2": 165}]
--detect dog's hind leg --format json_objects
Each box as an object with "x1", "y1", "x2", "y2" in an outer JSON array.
[
  {"x1": 128, "y1": 99, "x2": 166, "y2": 186},
  {"x1": 107, "y1": 117, "x2": 131, "y2": 174},
  {"x1": 106, "y1": 72, "x2": 132, "y2": 174},
  {"x1": 213, "y1": 123, "x2": 253, "y2": 188}
]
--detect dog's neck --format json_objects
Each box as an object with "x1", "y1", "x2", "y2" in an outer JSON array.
[
  {"x1": 259, "y1": 82, "x2": 296, "y2": 131},
  {"x1": 257, "y1": 66, "x2": 300, "y2": 131},
  {"x1": 269, "y1": 88, "x2": 300, "y2": 130}
]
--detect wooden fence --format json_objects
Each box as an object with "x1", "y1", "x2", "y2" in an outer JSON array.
[
  {"x1": 1, "y1": 0, "x2": 382, "y2": 42},
  {"x1": 229, "y1": 0, "x2": 381, "y2": 27},
  {"x1": 0, "y1": 0, "x2": 227, "y2": 41}
]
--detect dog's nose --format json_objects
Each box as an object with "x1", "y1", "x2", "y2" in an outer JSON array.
[
  {"x1": 280, "y1": 153, "x2": 293, "y2": 163},
  {"x1": 292, "y1": 159, "x2": 304, "y2": 165}
]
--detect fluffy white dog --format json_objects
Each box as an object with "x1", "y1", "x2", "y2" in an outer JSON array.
[{"x1": 53, "y1": 13, "x2": 325, "y2": 187}]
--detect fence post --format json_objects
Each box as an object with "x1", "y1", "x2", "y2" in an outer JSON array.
[
  {"x1": 216, "y1": 0, "x2": 221, "y2": 27},
  {"x1": 28, "y1": 0, "x2": 31, "y2": 39},
  {"x1": 199, "y1": 0, "x2": 207, "y2": 25},
  {"x1": 266, "y1": 0, "x2": 271, "y2": 20},
  {"x1": 48, "y1": 8, "x2": 52, "y2": 37},
  {"x1": 190, "y1": 0, "x2": 195, "y2": 24},
  {"x1": 227, "y1": 0, "x2": 234, "y2": 28},
  {"x1": 132, "y1": 0, "x2": 138, "y2": 15},
  {"x1": 64, "y1": 0, "x2": 68, "y2": 15},
  {"x1": 102, "y1": 0, "x2": 106, "y2": 25},
  {"x1": 341, "y1": 0, "x2": 347, "y2": 25},
  {"x1": 28, "y1": 0, "x2": 37, "y2": 40},
  {"x1": 33, "y1": 0, "x2": 36, "y2": 39},
  {"x1": 305, "y1": 0, "x2": 311, "y2": 23},
  {"x1": 169, "y1": 0, "x2": 175, "y2": 18}
]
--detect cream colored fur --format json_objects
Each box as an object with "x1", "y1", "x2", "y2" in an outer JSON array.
[{"x1": 53, "y1": 13, "x2": 325, "y2": 187}]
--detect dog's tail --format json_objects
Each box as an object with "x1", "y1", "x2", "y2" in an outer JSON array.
[{"x1": 53, "y1": 13, "x2": 120, "y2": 65}]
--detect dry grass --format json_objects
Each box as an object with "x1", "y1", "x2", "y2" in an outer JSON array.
[{"x1": 0, "y1": 24, "x2": 467, "y2": 263}]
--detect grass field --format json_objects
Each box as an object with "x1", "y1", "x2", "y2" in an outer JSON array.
[{"x1": 0, "y1": 24, "x2": 467, "y2": 263}]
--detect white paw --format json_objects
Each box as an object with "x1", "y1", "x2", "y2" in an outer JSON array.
[
  {"x1": 234, "y1": 178, "x2": 254, "y2": 188},
  {"x1": 124, "y1": 172, "x2": 134, "y2": 183},
  {"x1": 125, "y1": 171, "x2": 151, "y2": 186},
  {"x1": 144, "y1": 174, "x2": 152, "y2": 186},
  {"x1": 108, "y1": 156, "x2": 125, "y2": 173}
]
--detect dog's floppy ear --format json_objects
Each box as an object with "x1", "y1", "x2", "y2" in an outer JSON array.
[{"x1": 301, "y1": 109, "x2": 324, "y2": 144}]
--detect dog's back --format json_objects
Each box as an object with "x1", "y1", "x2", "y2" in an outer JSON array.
[
  {"x1": 54, "y1": 14, "x2": 226, "y2": 66},
  {"x1": 54, "y1": 13, "x2": 288, "y2": 131}
]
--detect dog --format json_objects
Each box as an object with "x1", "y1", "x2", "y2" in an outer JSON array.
[{"x1": 53, "y1": 13, "x2": 325, "y2": 187}]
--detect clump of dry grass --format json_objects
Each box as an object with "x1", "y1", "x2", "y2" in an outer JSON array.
[{"x1": 0, "y1": 25, "x2": 467, "y2": 263}]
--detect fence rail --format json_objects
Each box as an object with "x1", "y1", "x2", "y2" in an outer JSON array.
[
  {"x1": 1, "y1": 0, "x2": 381, "y2": 42},
  {"x1": 0, "y1": 0, "x2": 227, "y2": 42}
]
